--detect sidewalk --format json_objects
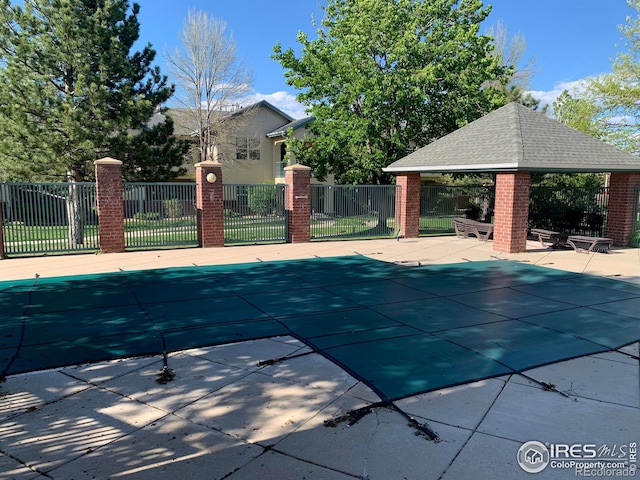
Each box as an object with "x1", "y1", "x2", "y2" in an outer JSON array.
[{"x1": 1, "y1": 237, "x2": 639, "y2": 479}]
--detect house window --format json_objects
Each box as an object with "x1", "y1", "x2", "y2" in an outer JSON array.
[{"x1": 236, "y1": 137, "x2": 260, "y2": 161}]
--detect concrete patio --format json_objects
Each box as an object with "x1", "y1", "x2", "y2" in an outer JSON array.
[{"x1": 1, "y1": 237, "x2": 639, "y2": 479}]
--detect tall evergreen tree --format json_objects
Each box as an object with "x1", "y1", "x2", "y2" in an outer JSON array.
[
  {"x1": 272, "y1": 0, "x2": 510, "y2": 184},
  {"x1": 0, "y1": 0, "x2": 185, "y2": 182}
]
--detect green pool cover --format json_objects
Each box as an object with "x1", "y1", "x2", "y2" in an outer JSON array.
[{"x1": 1, "y1": 256, "x2": 639, "y2": 401}]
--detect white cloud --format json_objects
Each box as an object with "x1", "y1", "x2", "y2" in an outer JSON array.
[
  {"x1": 527, "y1": 79, "x2": 591, "y2": 116},
  {"x1": 244, "y1": 90, "x2": 309, "y2": 119}
]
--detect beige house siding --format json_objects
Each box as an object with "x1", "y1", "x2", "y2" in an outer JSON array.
[
  {"x1": 217, "y1": 105, "x2": 290, "y2": 184},
  {"x1": 166, "y1": 101, "x2": 332, "y2": 184}
]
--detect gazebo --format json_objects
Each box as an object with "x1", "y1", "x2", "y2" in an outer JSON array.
[{"x1": 383, "y1": 102, "x2": 640, "y2": 253}]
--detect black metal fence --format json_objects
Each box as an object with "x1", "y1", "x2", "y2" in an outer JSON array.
[
  {"x1": 631, "y1": 186, "x2": 640, "y2": 246},
  {"x1": 310, "y1": 185, "x2": 401, "y2": 240},
  {"x1": 223, "y1": 184, "x2": 286, "y2": 244},
  {"x1": 419, "y1": 185, "x2": 494, "y2": 236},
  {"x1": 0, "y1": 182, "x2": 99, "y2": 256},
  {"x1": 529, "y1": 186, "x2": 609, "y2": 237},
  {"x1": 123, "y1": 183, "x2": 198, "y2": 250},
  {"x1": 1, "y1": 180, "x2": 626, "y2": 257}
]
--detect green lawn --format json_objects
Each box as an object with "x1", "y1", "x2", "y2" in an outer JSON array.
[{"x1": 2, "y1": 214, "x2": 460, "y2": 254}]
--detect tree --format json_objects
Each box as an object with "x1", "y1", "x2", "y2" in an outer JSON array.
[
  {"x1": 484, "y1": 20, "x2": 546, "y2": 112},
  {"x1": 539, "y1": 91, "x2": 605, "y2": 194},
  {"x1": 552, "y1": 0, "x2": 640, "y2": 155},
  {"x1": 272, "y1": 0, "x2": 510, "y2": 184},
  {"x1": 0, "y1": 0, "x2": 185, "y2": 244},
  {"x1": 166, "y1": 9, "x2": 253, "y2": 164},
  {"x1": 0, "y1": 0, "x2": 181, "y2": 180},
  {"x1": 552, "y1": 90, "x2": 604, "y2": 138},
  {"x1": 110, "y1": 115, "x2": 189, "y2": 181}
]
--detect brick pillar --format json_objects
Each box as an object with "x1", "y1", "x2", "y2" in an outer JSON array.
[
  {"x1": 195, "y1": 161, "x2": 224, "y2": 248},
  {"x1": 395, "y1": 172, "x2": 421, "y2": 238},
  {"x1": 606, "y1": 171, "x2": 640, "y2": 246},
  {"x1": 284, "y1": 164, "x2": 311, "y2": 243},
  {"x1": 493, "y1": 171, "x2": 531, "y2": 253},
  {"x1": 94, "y1": 158, "x2": 125, "y2": 253}
]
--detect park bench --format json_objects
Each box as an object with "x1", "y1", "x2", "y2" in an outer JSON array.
[
  {"x1": 566, "y1": 235, "x2": 613, "y2": 253},
  {"x1": 452, "y1": 218, "x2": 494, "y2": 241}
]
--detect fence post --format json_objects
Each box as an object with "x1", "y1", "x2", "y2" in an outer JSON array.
[
  {"x1": 195, "y1": 161, "x2": 224, "y2": 248},
  {"x1": 493, "y1": 171, "x2": 531, "y2": 253},
  {"x1": 284, "y1": 164, "x2": 311, "y2": 243},
  {"x1": 94, "y1": 158, "x2": 125, "y2": 253},
  {"x1": 395, "y1": 172, "x2": 420, "y2": 238},
  {"x1": 607, "y1": 171, "x2": 640, "y2": 246}
]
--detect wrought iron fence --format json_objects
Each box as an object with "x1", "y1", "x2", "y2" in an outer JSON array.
[
  {"x1": 223, "y1": 184, "x2": 286, "y2": 244},
  {"x1": 630, "y1": 186, "x2": 640, "y2": 247},
  {"x1": 310, "y1": 185, "x2": 401, "y2": 240},
  {"x1": 529, "y1": 186, "x2": 608, "y2": 237},
  {"x1": 419, "y1": 185, "x2": 495, "y2": 236},
  {"x1": 124, "y1": 183, "x2": 198, "y2": 250},
  {"x1": 0, "y1": 182, "x2": 98, "y2": 256}
]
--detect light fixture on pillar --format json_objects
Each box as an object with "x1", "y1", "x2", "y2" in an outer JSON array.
[{"x1": 206, "y1": 173, "x2": 217, "y2": 184}]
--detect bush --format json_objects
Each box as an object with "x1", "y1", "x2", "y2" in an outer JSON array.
[
  {"x1": 133, "y1": 212, "x2": 160, "y2": 221},
  {"x1": 248, "y1": 184, "x2": 279, "y2": 216},
  {"x1": 164, "y1": 198, "x2": 182, "y2": 218}
]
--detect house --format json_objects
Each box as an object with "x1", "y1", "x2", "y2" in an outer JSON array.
[{"x1": 158, "y1": 100, "x2": 329, "y2": 185}]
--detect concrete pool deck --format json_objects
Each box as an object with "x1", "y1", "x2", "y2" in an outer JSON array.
[{"x1": 1, "y1": 237, "x2": 639, "y2": 479}]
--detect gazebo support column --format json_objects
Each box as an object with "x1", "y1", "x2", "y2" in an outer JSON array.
[
  {"x1": 607, "y1": 171, "x2": 640, "y2": 246},
  {"x1": 493, "y1": 171, "x2": 531, "y2": 253},
  {"x1": 395, "y1": 172, "x2": 421, "y2": 238}
]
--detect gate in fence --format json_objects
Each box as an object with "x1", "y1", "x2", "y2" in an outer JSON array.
[
  {"x1": 310, "y1": 185, "x2": 401, "y2": 240},
  {"x1": 123, "y1": 183, "x2": 198, "y2": 250},
  {"x1": 223, "y1": 184, "x2": 287, "y2": 245},
  {"x1": 419, "y1": 185, "x2": 495, "y2": 236},
  {"x1": 0, "y1": 182, "x2": 99, "y2": 256}
]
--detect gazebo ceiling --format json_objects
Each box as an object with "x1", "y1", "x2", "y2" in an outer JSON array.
[{"x1": 383, "y1": 102, "x2": 640, "y2": 174}]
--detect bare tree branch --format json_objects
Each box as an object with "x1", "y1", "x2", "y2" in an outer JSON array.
[{"x1": 165, "y1": 9, "x2": 253, "y2": 163}]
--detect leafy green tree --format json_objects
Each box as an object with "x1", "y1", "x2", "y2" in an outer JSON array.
[
  {"x1": 0, "y1": 0, "x2": 182, "y2": 182},
  {"x1": 537, "y1": 92, "x2": 605, "y2": 197},
  {"x1": 273, "y1": 0, "x2": 510, "y2": 184},
  {"x1": 552, "y1": 90, "x2": 606, "y2": 139},
  {"x1": 552, "y1": 0, "x2": 640, "y2": 155}
]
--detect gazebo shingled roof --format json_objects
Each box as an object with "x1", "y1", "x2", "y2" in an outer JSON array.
[{"x1": 383, "y1": 102, "x2": 639, "y2": 173}]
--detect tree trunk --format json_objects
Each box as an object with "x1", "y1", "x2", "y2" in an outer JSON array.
[{"x1": 66, "y1": 172, "x2": 85, "y2": 246}]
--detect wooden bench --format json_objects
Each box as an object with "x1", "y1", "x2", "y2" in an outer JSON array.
[
  {"x1": 566, "y1": 235, "x2": 613, "y2": 254},
  {"x1": 452, "y1": 218, "x2": 494, "y2": 241},
  {"x1": 531, "y1": 228, "x2": 569, "y2": 249}
]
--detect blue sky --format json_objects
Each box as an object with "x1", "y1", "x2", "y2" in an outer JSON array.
[{"x1": 136, "y1": 0, "x2": 635, "y2": 119}]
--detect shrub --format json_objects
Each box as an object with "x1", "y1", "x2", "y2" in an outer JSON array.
[{"x1": 164, "y1": 198, "x2": 182, "y2": 218}]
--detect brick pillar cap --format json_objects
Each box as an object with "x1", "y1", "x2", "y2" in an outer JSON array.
[
  {"x1": 94, "y1": 157, "x2": 122, "y2": 165},
  {"x1": 284, "y1": 164, "x2": 311, "y2": 172},
  {"x1": 195, "y1": 160, "x2": 222, "y2": 168}
]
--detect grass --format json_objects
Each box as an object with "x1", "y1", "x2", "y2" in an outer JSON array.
[{"x1": 2, "y1": 214, "x2": 461, "y2": 254}]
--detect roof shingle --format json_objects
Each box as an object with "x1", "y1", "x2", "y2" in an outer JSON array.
[{"x1": 384, "y1": 102, "x2": 639, "y2": 173}]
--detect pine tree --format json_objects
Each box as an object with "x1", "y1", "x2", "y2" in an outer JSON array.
[
  {"x1": 0, "y1": 0, "x2": 186, "y2": 180},
  {"x1": 0, "y1": 0, "x2": 187, "y2": 244}
]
